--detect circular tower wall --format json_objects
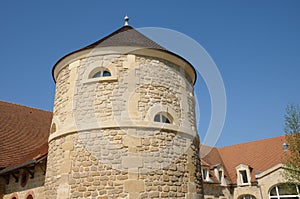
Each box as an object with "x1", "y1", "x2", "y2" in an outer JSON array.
[{"x1": 45, "y1": 27, "x2": 203, "y2": 199}]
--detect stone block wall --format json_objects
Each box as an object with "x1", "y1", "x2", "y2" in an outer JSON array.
[
  {"x1": 51, "y1": 54, "x2": 196, "y2": 133},
  {"x1": 46, "y1": 53, "x2": 203, "y2": 198},
  {"x1": 256, "y1": 168, "x2": 287, "y2": 199},
  {"x1": 203, "y1": 184, "x2": 231, "y2": 199},
  {"x1": 45, "y1": 129, "x2": 202, "y2": 198}
]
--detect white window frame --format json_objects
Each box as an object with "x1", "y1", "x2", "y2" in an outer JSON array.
[
  {"x1": 202, "y1": 168, "x2": 208, "y2": 181},
  {"x1": 218, "y1": 170, "x2": 223, "y2": 182},
  {"x1": 154, "y1": 112, "x2": 172, "y2": 124},
  {"x1": 239, "y1": 170, "x2": 249, "y2": 184},
  {"x1": 213, "y1": 164, "x2": 225, "y2": 186},
  {"x1": 146, "y1": 104, "x2": 179, "y2": 125},
  {"x1": 83, "y1": 66, "x2": 117, "y2": 84},
  {"x1": 269, "y1": 184, "x2": 300, "y2": 199},
  {"x1": 238, "y1": 194, "x2": 256, "y2": 199},
  {"x1": 236, "y1": 164, "x2": 251, "y2": 186},
  {"x1": 91, "y1": 69, "x2": 111, "y2": 78}
]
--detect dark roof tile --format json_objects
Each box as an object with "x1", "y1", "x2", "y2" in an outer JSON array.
[{"x1": 82, "y1": 25, "x2": 166, "y2": 50}]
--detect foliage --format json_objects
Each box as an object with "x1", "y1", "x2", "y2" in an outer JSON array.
[{"x1": 283, "y1": 104, "x2": 300, "y2": 184}]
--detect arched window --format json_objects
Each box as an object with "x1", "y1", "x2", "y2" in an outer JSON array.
[
  {"x1": 10, "y1": 193, "x2": 19, "y2": 199},
  {"x1": 91, "y1": 69, "x2": 111, "y2": 78},
  {"x1": 26, "y1": 195, "x2": 33, "y2": 199},
  {"x1": 154, "y1": 112, "x2": 172, "y2": 124},
  {"x1": 269, "y1": 184, "x2": 300, "y2": 199},
  {"x1": 25, "y1": 191, "x2": 34, "y2": 199},
  {"x1": 238, "y1": 195, "x2": 256, "y2": 199}
]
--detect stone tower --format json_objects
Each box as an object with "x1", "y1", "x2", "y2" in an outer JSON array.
[{"x1": 45, "y1": 19, "x2": 203, "y2": 198}]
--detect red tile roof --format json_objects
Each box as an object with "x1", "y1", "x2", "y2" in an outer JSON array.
[
  {"x1": 201, "y1": 136, "x2": 287, "y2": 184},
  {"x1": 0, "y1": 101, "x2": 52, "y2": 170}
]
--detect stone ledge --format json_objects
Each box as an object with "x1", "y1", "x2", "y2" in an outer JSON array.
[
  {"x1": 48, "y1": 121, "x2": 197, "y2": 142},
  {"x1": 82, "y1": 76, "x2": 118, "y2": 84}
]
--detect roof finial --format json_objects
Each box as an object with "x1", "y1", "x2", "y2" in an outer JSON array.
[{"x1": 124, "y1": 15, "x2": 129, "y2": 26}]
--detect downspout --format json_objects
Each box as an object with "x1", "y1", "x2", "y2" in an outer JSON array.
[{"x1": 229, "y1": 184, "x2": 235, "y2": 199}]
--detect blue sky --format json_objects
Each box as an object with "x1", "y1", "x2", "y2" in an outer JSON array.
[{"x1": 0, "y1": 1, "x2": 299, "y2": 147}]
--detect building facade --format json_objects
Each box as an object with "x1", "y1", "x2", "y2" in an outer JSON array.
[
  {"x1": 0, "y1": 20, "x2": 203, "y2": 199},
  {"x1": 45, "y1": 21, "x2": 203, "y2": 198},
  {"x1": 0, "y1": 20, "x2": 299, "y2": 199},
  {"x1": 1, "y1": 101, "x2": 299, "y2": 199},
  {"x1": 201, "y1": 136, "x2": 300, "y2": 199}
]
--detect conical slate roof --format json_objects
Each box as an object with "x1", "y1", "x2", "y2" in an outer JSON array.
[
  {"x1": 81, "y1": 25, "x2": 166, "y2": 51},
  {"x1": 52, "y1": 23, "x2": 197, "y2": 84},
  {"x1": 53, "y1": 25, "x2": 167, "y2": 77}
]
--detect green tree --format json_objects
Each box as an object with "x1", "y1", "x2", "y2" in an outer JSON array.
[{"x1": 283, "y1": 104, "x2": 300, "y2": 184}]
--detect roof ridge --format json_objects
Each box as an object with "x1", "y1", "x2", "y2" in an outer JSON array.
[
  {"x1": 215, "y1": 147, "x2": 233, "y2": 182},
  {"x1": 82, "y1": 25, "x2": 166, "y2": 50},
  {"x1": 83, "y1": 25, "x2": 135, "y2": 49},
  {"x1": 218, "y1": 135, "x2": 285, "y2": 149}
]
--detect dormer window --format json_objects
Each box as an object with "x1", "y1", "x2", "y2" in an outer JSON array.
[
  {"x1": 91, "y1": 69, "x2": 111, "y2": 78},
  {"x1": 213, "y1": 164, "x2": 225, "y2": 185},
  {"x1": 218, "y1": 170, "x2": 223, "y2": 182},
  {"x1": 239, "y1": 170, "x2": 248, "y2": 184},
  {"x1": 238, "y1": 194, "x2": 256, "y2": 199},
  {"x1": 154, "y1": 112, "x2": 172, "y2": 124},
  {"x1": 202, "y1": 168, "x2": 208, "y2": 181},
  {"x1": 236, "y1": 164, "x2": 251, "y2": 186}
]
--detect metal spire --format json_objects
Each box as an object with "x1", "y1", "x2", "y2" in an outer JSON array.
[{"x1": 124, "y1": 15, "x2": 129, "y2": 26}]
